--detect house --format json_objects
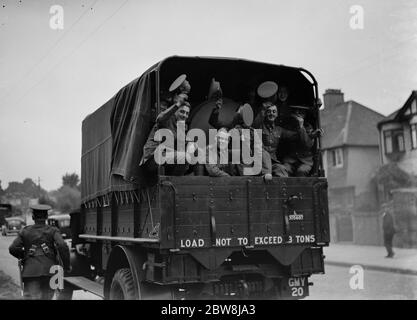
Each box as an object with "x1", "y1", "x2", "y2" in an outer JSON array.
[
  {"x1": 377, "y1": 91, "x2": 417, "y2": 175},
  {"x1": 376, "y1": 91, "x2": 417, "y2": 248},
  {"x1": 320, "y1": 89, "x2": 385, "y2": 244}
]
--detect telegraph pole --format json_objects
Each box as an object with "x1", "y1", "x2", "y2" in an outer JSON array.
[{"x1": 37, "y1": 177, "x2": 41, "y2": 197}]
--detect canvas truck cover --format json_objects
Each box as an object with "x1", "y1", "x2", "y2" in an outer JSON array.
[
  {"x1": 81, "y1": 71, "x2": 154, "y2": 203},
  {"x1": 80, "y1": 56, "x2": 319, "y2": 203}
]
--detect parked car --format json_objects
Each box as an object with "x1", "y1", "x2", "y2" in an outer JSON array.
[
  {"x1": 0, "y1": 203, "x2": 12, "y2": 233},
  {"x1": 2, "y1": 216, "x2": 25, "y2": 236}
]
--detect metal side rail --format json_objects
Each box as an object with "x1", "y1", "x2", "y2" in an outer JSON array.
[{"x1": 64, "y1": 276, "x2": 104, "y2": 298}]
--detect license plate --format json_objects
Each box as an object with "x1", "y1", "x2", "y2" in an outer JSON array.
[{"x1": 280, "y1": 277, "x2": 309, "y2": 299}]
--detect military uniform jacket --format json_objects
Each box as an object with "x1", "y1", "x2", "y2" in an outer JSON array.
[
  {"x1": 255, "y1": 122, "x2": 310, "y2": 162},
  {"x1": 282, "y1": 120, "x2": 315, "y2": 166},
  {"x1": 209, "y1": 108, "x2": 263, "y2": 175},
  {"x1": 9, "y1": 223, "x2": 70, "y2": 278},
  {"x1": 140, "y1": 104, "x2": 188, "y2": 165},
  {"x1": 205, "y1": 145, "x2": 239, "y2": 177},
  {"x1": 383, "y1": 212, "x2": 396, "y2": 235}
]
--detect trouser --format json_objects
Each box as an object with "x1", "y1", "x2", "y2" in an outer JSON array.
[
  {"x1": 283, "y1": 161, "x2": 312, "y2": 177},
  {"x1": 23, "y1": 276, "x2": 54, "y2": 300},
  {"x1": 384, "y1": 233, "x2": 395, "y2": 257},
  {"x1": 233, "y1": 149, "x2": 272, "y2": 176},
  {"x1": 262, "y1": 151, "x2": 289, "y2": 177}
]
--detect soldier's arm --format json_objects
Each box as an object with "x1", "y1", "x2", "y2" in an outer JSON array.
[
  {"x1": 298, "y1": 125, "x2": 314, "y2": 148},
  {"x1": 205, "y1": 146, "x2": 230, "y2": 177},
  {"x1": 9, "y1": 232, "x2": 25, "y2": 260},
  {"x1": 208, "y1": 107, "x2": 233, "y2": 129},
  {"x1": 156, "y1": 103, "x2": 180, "y2": 125},
  {"x1": 205, "y1": 163, "x2": 230, "y2": 177},
  {"x1": 156, "y1": 93, "x2": 188, "y2": 125},
  {"x1": 252, "y1": 112, "x2": 263, "y2": 129},
  {"x1": 282, "y1": 126, "x2": 314, "y2": 149},
  {"x1": 281, "y1": 127, "x2": 298, "y2": 140},
  {"x1": 53, "y1": 229, "x2": 70, "y2": 270}
]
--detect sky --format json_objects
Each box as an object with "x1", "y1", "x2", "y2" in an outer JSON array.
[{"x1": 0, "y1": 0, "x2": 416, "y2": 191}]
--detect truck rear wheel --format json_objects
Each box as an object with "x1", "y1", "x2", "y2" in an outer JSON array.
[
  {"x1": 56, "y1": 286, "x2": 74, "y2": 300},
  {"x1": 109, "y1": 268, "x2": 138, "y2": 300}
]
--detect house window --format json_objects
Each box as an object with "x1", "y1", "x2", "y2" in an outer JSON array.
[
  {"x1": 384, "y1": 129, "x2": 404, "y2": 154},
  {"x1": 411, "y1": 100, "x2": 417, "y2": 114},
  {"x1": 331, "y1": 148, "x2": 343, "y2": 167},
  {"x1": 411, "y1": 124, "x2": 417, "y2": 149}
]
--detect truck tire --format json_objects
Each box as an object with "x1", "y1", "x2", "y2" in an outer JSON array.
[
  {"x1": 56, "y1": 286, "x2": 74, "y2": 300},
  {"x1": 109, "y1": 268, "x2": 138, "y2": 300}
]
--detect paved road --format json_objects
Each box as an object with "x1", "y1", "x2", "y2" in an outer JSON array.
[
  {"x1": 1, "y1": 235, "x2": 416, "y2": 300},
  {"x1": 308, "y1": 264, "x2": 417, "y2": 299}
]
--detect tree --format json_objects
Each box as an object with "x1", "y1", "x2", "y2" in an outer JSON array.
[
  {"x1": 55, "y1": 185, "x2": 81, "y2": 212},
  {"x1": 38, "y1": 194, "x2": 56, "y2": 208},
  {"x1": 5, "y1": 178, "x2": 46, "y2": 198},
  {"x1": 373, "y1": 163, "x2": 417, "y2": 203},
  {"x1": 0, "y1": 180, "x2": 4, "y2": 197},
  {"x1": 62, "y1": 173, "x2": 80, "y2": 189},
  {"x1": 22, "y1": 178, "x2": 41, "y2": 198}
]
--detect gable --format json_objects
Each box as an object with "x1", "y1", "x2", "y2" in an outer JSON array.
[
  {"x1": 395, "y1": 91, "x2": 417, "y2": 121},
  {"x1": 320, "y1": 101, "x2": 384, "y2": 149}
]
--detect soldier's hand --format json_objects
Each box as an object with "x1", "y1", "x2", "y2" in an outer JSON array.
[
  {"x1": 215, "y1": 98, "x2": 223, "y2": 109},
  {"x1": 311, "y1": 128, "x2": 324, "y2": 137},
  {"x1": 292, "y1": 114, "x2": 304, "y2": 127},
  {"x1": 186, "y1": 142, "x2": 198, "y2": 154},
  {"x1": 174, "y1": 93, "x2": 188, "y2": 106},
  {"x1": 66, "y1": 265, "x2": 72, "y2": 274}
]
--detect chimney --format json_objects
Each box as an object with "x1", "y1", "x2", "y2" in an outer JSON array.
[{"x1": 323, "y1": 89, "x2": 344, "y2": 110}]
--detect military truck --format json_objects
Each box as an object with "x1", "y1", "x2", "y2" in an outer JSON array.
[{"x1": 66, "y1": 56, "x2": 330, "y2": 300}]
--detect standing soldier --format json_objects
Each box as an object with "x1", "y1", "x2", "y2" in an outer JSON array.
[
  {"x1": 382, "y1": 203, "x2": 397, "y2": 258},
  {"x1": 9, "y1": 204, "x2": 70, "y2": 300}
]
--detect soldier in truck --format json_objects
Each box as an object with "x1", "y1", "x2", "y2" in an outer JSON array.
[
  {"x1": 205, "y1": 127, "x2": 239, "y2": 177},
  {"x1": 282, "y1": 105, "x2": 324, "y2": 176},
  {"x1": 208, "y1": 100, "x2": 264, "y2": 177},
  {"x1": 253, "y1": 102, "x2": 312, "y2": 178},
  {"x1": 140, "y1": 74, "x2": 193, "y2": 176}
]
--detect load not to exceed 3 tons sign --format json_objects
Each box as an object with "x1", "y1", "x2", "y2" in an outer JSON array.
[{"x1": 179, "y1": 234, "x2": 316, "y2": 248}]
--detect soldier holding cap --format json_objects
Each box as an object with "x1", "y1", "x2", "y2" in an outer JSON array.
[
  {"x1": 254, "y1": 102, "x2": 313, "y2": 179},
  {"x1": 208, "y1": 89, "x2": 267, "y2": 176},
  {"x1": 140, "y1": 74, "x2": 193, "y2": 176},
  {"x1": 159, "y1": 74, "x2": 191, "y2": 112},
  {"x1": 257, "y1": 81, "x2": 278, "y2": 103},
  {"x1": 9, "y1": 204, "x2": 70, "y2": 299},
  {"x1": 253, "y1": 81, "x2": 278, "y2": 128},
  {"x1": 282, "y1": 105, "x2": 323, "y2": 176}
]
